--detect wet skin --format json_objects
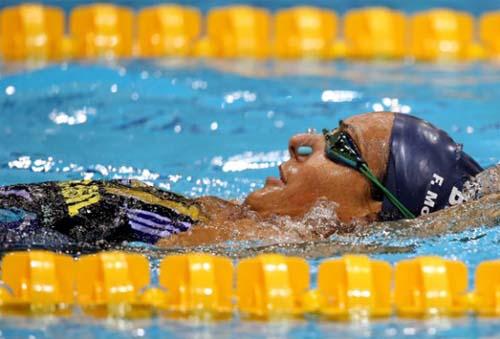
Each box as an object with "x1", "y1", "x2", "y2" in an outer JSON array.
[
  {"x1": 158, "y1": 112, "x2": 396, "y2": 247},
  {"x1": 244, "y1": 112, "x2": 394, "y2": 222}
]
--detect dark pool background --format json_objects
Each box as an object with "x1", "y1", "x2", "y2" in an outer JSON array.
[{"x1": 1, "y1": 0, "x2": 500, "y2": 337}]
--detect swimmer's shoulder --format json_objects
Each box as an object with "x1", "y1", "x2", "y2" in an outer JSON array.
[
  {"x1": 464, "y1": 164, "x2": 500, "y2": 200},
  {"x1": 478, "y1": 164, "x2": 500, "y2": 194}
]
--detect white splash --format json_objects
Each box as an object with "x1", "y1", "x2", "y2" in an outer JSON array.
[
  {"x1": 49, "y1": 106, "x2": 96, "y2": 125},
  {"x1": 211, "y1": 150, "x2": 289, "y2": 173},
  {"x1": 321, "y1": 90, "x2": 361, "y2": 102},
  {"x1": 224, "y1": 90, "x2": 257, "y2": 104}
]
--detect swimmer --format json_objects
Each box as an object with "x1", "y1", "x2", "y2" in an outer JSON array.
[{"x1": 0, "y1": 112, "x2": 498, "y2": 251}]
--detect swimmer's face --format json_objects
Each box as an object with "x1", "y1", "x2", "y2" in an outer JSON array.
[{"x1": 244, "y1": 112, "x2": 394, "y2": 222}]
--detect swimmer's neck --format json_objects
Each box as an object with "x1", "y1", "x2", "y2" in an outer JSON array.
[
  {"x1": 195, "y1": 196, "x2": 251, "y2": 221},
  {"x1": 157, "y1": 196, "x2": 264, "y2": 248},
  {"x1": 158, "y1": 195, "x2": 359, "y2": 249}
]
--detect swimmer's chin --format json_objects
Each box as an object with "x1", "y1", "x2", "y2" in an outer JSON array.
[
  {"x1": 264, "y1": 176, "x2": 285, "y2": 187},
  {"x1": 244, "y1": 183, "x2": 286, "y2": 217}
]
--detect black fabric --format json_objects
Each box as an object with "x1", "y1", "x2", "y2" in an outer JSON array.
[
  {"x1": 380, "y1": 114, "x2": 483, "y2": 221},
  {"x1": 0, "y1": 179, "x2": 201, "y2": 253}
]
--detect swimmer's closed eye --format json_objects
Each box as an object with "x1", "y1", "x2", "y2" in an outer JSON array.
[{"x1": 297, "y1": 146, "x2": 313, "y2": 156}]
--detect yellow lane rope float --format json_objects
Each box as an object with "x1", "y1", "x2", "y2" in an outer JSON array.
[
  {"x1": 344, "y1": 7, "x2": 406, "y2": 60},
  {"x1": 0, "y1": 251, "x2": 499, "y2": 319},
  {"x1": 138, "y1": 5, "x2": 201, "y2": 58},
  {"x1": 0, "y1": 4, "x2": 499, "y2": 61},
  {"x1": 69, "y1": 4, "x2": 133, "y2": 59}
]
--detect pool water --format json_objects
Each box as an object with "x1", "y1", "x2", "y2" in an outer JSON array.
[{"x1": 1, "y1": 59, "x2": 500, "y2": 337}]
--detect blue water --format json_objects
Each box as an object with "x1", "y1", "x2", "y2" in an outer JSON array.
[{"x1": 0, "y1": 59, "x2": 499, "y2": 338}]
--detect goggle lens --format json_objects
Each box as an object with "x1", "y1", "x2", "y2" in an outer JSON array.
[{"x1": 323, "y1": 129, "x2": 364, "y2": 168}]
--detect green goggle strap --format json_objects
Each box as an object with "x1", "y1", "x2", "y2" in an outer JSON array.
[
  {"x1": 358, "y1": 164, "x2": 415, "y2": 219},
  {"x1": 323, "y1": 128, "x2": 415, "y2": 219}
]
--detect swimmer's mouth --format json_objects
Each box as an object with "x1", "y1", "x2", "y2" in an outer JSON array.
[
  {"x1": 265, "y1": 165, "x2": 286, "y2": 187},
  {"x1": 279, "y1": 165, "x2": 287, "y2": 184}
]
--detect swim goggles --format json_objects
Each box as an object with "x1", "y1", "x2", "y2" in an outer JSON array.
[{"x1": 322, "y1": 127, "x2": 415, "y2": 219}]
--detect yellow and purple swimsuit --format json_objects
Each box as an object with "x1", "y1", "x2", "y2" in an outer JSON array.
[{"x1": 0, "y1": 179, "x2": 203, "y2": 251}]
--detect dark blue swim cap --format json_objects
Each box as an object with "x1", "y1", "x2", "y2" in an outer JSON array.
[{"x1": 380, "y1": 113, "x2": 483, "y2": 221}]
